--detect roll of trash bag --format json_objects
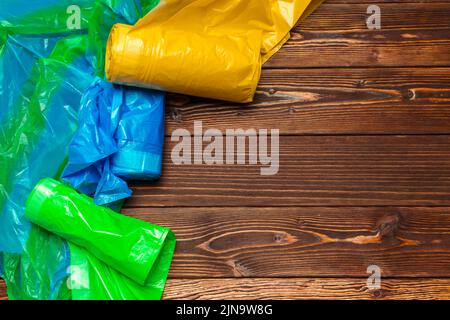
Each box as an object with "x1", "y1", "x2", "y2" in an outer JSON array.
[
  {"x1": 25, "y1": 178, "x2": 176, "y2": 286},
  {"x1": 68, "y1": 237, "x2": 176, "y2": 299},
  {"x1": 106, "y1": 0, "x2": 324, "y2": 103},
  {"x1": 61, "y1": 78, "x2": 165, "y2": 208},
  {"x1": 111, "y1": 85, "x2": 165, "y2": 180}
]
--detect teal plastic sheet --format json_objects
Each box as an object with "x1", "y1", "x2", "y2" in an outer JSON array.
[
  {"x1": 0, "y1": 0, "x2": 167, "y2": 300},
  {"x1": 0, "y1": 34, "x2": 93, "y2": 252}
]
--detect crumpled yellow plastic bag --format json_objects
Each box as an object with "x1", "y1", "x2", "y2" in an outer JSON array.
[{"x1": 106, "y1": 0, "x2": 323, "y2": 103}]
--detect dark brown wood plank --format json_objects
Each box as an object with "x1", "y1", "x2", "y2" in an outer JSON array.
[
  {"x1": 166, "y1": 68, "x2": 450, "y2": 135},
  {"x1": 2, "y1": 277, "x2": 450, "y2": 300},
  {"x1": 331, "y1": 1, "x2": 447, "y2": 3},
  {"x1": 265, "y1": 3, "x2": 450, "y2": 67},
  {"x1": 128, "y1": 135, "x2": 450, "y2": 207},
  {"x1": 125, "y1": 207, "x2": 450, "y2": 278},
  {"x1": 163, "y1": 278, "x2": 450, "y2": 300},
  {"x1": 0, "y1": 279, "x2": 6, "y2": 300},
  {"x1": 301, "y1": 3, "x2": 450, "y2": 31}
]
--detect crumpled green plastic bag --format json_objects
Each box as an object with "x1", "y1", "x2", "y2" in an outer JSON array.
[
  {"x1": 1, "y1": 226, "x2": 71, "y2": 300},
  {"x1": 26, "y1": 178, "x2": 176, "y2": 300}
]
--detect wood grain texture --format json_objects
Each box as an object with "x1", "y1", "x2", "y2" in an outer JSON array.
[
  {"x1": 300, "y1": 3, "x2": 450, "y2": 31},
  {"x1": 128, "y1": 135, "x2": 450, "y2": 207},
  {"x1": 163, "y1": 278, "x2": 450, "y2": 300},
  {"x1": 123, "y1": 207, "x2": 450, "y2": 278},
  {"x1": 165, "y1": 68, "x2": 450, "y2": 135},
  {"x1": 137, "y1": 0, "x2": 450, "y2": 300},
  {"x1": 2, "y1": 1, "x2": 450, "y2": 302},
  {"x1": 2, "y1": 277, "x2": 450, "y2": 300},
  {"x1": 265, "y1": 3, "x2": 450, "y2": 68},
  {"x1": 332, "y1": 1, "x2": 447, "y2": 3}
]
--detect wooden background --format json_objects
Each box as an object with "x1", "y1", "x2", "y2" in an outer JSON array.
[{"x1": 2, "y1": 0, "x2": 450, "y2": 300}]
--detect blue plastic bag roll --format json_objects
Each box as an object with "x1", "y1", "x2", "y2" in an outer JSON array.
[
  {"x1": 111, "y1": 87, "x2": 165, "y2": 180},
  {"x1": 62, "y1": 78, "x2": 165, "y2": 207}
]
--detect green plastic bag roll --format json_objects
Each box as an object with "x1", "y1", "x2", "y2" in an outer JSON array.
[{"x1": 25, "y1": 178, "x2": 175, "y2": 298}]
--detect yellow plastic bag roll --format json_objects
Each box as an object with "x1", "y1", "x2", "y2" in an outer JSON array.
[{"x1": 106, "y1": 0, "x2": 324, "y2": 103}]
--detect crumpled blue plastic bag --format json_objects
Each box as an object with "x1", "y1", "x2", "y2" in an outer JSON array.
[{"x1": 61, "y1": 78, "x2": 165, "y2": 208}]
